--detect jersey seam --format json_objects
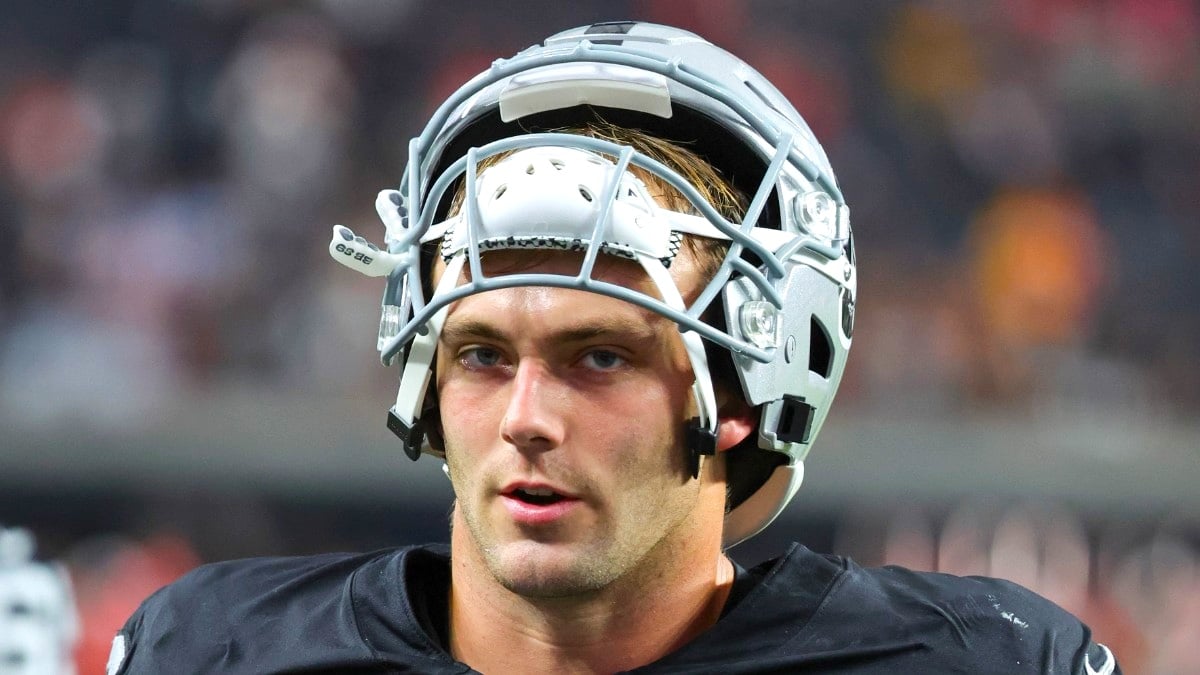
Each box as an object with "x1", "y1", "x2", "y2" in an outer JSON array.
[
  {"x1": 731, "y1": 543, "x2": 848, "y2": 650},
  {"x1": 795, "y1": 555, "x2": 852, "y2": 644},
  {"x1": 346, "y1": 561, "x2": 380, "y2": 663}
]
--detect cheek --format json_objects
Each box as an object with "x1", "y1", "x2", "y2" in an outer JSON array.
[
  {"x1": 439, "y1": 385, "x2": 494, "y2": 436},
  {"x1": 603, "y1": 393, "x2": 687, "y2": 473},
  {"x1": 439, "y1": 390, "x2": 491, "y2": 496},
  {"x1": 576, "y1": 368, "x2": 693, "y2": 467}
]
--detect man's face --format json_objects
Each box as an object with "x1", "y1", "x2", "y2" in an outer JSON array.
[{"x1": 434, "y1": 249, "x2": 713, "y2": 598}]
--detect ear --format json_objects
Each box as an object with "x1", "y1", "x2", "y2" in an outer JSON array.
[{"x1": 716, "y1": 404, "x2": 755, "y2": 452}]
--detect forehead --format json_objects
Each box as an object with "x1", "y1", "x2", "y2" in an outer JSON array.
[
  {"x1": 431, "y1": 247, "x2": 705, "y2": 301},
  {"x1": 431, "y1": 248, "x2": 707, "y2": 344}
]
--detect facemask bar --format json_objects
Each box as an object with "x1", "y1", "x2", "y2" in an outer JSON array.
[
  {"x1": 389, "y1": 137, "x2": 748, "y2": 446},
  {"x1": 379, "y1": 132, "x2": 793, "y2": 369}
]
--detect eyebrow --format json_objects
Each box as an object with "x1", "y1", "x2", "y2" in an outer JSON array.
[{"x1": 440, "y1": 316, "x2": 662, "y2": 347}]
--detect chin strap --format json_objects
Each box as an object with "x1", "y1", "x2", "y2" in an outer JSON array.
[
  {"x1": 388, "y1": 255, "x2": 466, "y2": 460},
  {"x1": 686, "y1": 417, "x2": 718, "y2": 479},
  {"x1": 635, "y1": 251, "x2": 720, "y2": 481}
]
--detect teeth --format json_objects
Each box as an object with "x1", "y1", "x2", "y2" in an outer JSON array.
[{"x1": 521, "y1": 487, "x2": 555, "y2": 496}]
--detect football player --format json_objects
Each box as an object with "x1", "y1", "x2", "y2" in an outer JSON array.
[{"x1": 111, "y1": 22, "x2": 1118, "y2": 674}]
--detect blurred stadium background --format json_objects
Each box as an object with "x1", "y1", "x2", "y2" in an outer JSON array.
[{"x1": 1, "y1": 1, "x2": 1198, "y2": 672}]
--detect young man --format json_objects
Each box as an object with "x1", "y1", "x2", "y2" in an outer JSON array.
[{"x1": 110, "y1": 22, "x2": 1119, "y2": 674}]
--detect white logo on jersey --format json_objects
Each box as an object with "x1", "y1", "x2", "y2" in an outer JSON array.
[{"x1": 106, "y1": 634, "x2": 127, "y2": 675}]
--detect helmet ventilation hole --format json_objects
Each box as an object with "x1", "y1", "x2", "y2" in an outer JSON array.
[
  {"x1": 493, "y1": 185, "x2": 507, "y2": 200},
  {"x1": 809, "y1": 316, "x2": 832, "y2": 378},
  {"x1": 578, "y1": 186, "x2": 593, "y2": 202},
  {"x1": 550, "y1": 158, "x2": 565, "y2": 170},
  {"x1": 526, "y1": 163, "x2": 536, "y2": 175}
]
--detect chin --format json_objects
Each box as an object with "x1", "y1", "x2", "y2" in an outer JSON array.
[{"x1": 490, "y1": 542, "x2": 619, "y2": 599}]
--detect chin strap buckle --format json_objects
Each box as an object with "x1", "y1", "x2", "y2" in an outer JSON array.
[
  {"x1": 686, "y1": 417, "x2": 718, "y2": 479},
  {"x1": 387, "y1": 408, "x2": 425, "y2": 461}
]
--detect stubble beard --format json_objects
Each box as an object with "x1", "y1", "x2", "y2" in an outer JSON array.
[
  {"x1": 458, "y1": 472, "x2": 700, "y2": 601},
  {"x1": 446, "y1": 420, "x2": 700, "y2": 601}
]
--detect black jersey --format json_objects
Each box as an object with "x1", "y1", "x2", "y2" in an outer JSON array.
[{"x1": 108, "y1": 543, "x2": 1119, "y2": 674}]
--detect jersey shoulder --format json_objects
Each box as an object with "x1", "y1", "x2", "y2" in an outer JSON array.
[
  {"x1": 110, "y1": 545, "x2": 444, "y2": 674},
  {"x1": 658, "y1": 544, "x2": 1118, "y2": 674},
  {"x1": 825, "y1": 555, "x2": 1119, "y2": 673}
]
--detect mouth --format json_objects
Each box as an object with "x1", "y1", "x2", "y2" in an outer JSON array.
[
  {"x1": 500, "y1": 483, "x2": 580, "y2": 525},
  {"x1": 505, "y1": 486, "x2": 568, "y2": 506}
]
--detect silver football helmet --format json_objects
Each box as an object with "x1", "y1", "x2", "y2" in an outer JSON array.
[{"x1": 330, "y1": 21, "x2": 855, "y2": 546}]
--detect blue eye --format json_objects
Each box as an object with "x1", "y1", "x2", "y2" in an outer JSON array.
[
  {"x1": 581, "y1": 350, "x2": 625, "y2": 371},
  {"x1": 461, "y1": 347, "x2": 503, "y2": 368}
]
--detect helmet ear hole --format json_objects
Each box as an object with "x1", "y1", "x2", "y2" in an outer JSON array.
[
  {"x1": 809, "y1": 316, "x2": 832, "y2": 379},
  {"x1": 725, "y1": 444, "x2": 787, "y2": 512}
]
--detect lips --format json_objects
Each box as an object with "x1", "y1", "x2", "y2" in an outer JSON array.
[
  {"x1": 509, "y1": 486, "x2": 562, "y2": 505},
  {"x1": 502, "y1": 481, "x2": 576, "y2": 503},
  {"x1": 500, "y1": 482, "x2": 580, "y2": 525}
]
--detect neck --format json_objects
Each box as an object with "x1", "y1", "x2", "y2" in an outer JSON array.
[{"x1": 447, "y1": 488, "x2": 734, "y2": 673}]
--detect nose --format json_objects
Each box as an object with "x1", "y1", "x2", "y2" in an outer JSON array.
[{"x1": 500, "y1": 360, "x2": 565, "y2": 453}]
